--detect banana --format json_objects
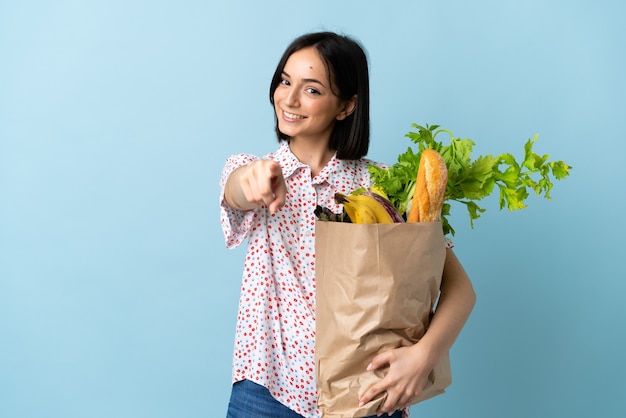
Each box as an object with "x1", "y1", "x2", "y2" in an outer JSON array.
[
  {"x1": 360, "y1": 190, "x2": 405, "y2": 223},
  {"x1": 334, "y1": 192, "x2": 395, "y2": 224},
  {"x1": 351, "y1": 201, "x2": 378, "y2": 224}
]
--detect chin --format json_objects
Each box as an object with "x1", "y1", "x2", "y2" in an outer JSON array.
[{"x1": 277, "y1": 125, "x2": 297, "y2": 138}]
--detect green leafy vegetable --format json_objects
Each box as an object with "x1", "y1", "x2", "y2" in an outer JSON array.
[{"x1": 369, "y1": 123, "x2": 572, "y2": 236}]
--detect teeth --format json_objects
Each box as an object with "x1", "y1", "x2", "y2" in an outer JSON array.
[{"x1": 284, "y1": 110, "x2": 304, "y2": 119}]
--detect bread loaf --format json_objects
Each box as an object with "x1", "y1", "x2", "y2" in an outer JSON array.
[{"x1": 407, "y1": 149, "x2": 448, "y2": 222}]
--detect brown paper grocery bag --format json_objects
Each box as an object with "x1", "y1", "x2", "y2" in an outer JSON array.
[{"x1": 314, "y1": 221, "x2": 452, "y2": 418}]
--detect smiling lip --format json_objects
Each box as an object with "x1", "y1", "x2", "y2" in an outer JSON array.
[{"x1": 282, "y1": 110, "x2": 306, "y2": 121}]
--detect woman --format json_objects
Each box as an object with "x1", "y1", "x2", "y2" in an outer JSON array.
[{"x1": 220, "y1": 31, "x2": 475, "y2": 418}]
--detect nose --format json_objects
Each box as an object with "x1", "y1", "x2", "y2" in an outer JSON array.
[{"x1": 285, "y1": 87, "x2": 300, "y2": 107}]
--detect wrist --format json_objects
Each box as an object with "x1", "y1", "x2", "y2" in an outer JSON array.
[{"x1": 412, "y1": 335, "x2": 444, "y2": 369}]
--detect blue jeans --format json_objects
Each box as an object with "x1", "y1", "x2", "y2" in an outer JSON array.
[{"x1": 226, "y1": 379, "x2": 403, "y2": 418}]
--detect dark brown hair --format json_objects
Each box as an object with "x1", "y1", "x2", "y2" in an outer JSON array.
[{"x1": 269, "y1": 32, "x2": 370, "y2": 160}]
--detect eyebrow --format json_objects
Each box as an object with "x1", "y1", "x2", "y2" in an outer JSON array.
[{"x1": 282, "y1": 71, "x2": 328, "y2": 88}]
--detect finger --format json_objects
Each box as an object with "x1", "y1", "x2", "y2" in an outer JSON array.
[
  {"x1": 244, "y1": 176, "x2": 269, "y2": 206},
  {"x1": 359, "y1": 352, "x2": 393, "y2": 406},
  {"x1": 359, "y1": 379, "x2": 388, "y2": 408},
  {"x1": 247, "y1": 162, "x2": 280, "y2": 207},
  {"x1": 376, "y1": 388, "x2": 401, "y2": 416},
  {"x1": 239, "y1": 176, "x2": 259, "y2": 207},
  {"x1": 382, "y1": 384, "x2": 420, "y2": 416},
  {"x1": 367, "y1": 350, "x2": 392, "y2": 372},
  {"x1": 268, "y1": 167, "x2": 287, "y2": 214},
  {"x1": 378, "y1": 390, "x2": 405, "y2": 416},
  {"x1": 269, "y1": 196, "x2": 285, "y2": 214},
  {"x1": 271, "y1": 173, "x2": 287, "y2": 202}
]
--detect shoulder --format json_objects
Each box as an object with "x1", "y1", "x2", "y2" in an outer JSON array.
[
  {"x1": 328, "y1": 158, "x2": 382, "y2": 189},
  {"x1": 224, "y1": 152, "x2": 258, "y2": 167},
  {"x1": 362, "y1": 158, "x2": 387, "y2": 169},
  {"x1": 337, "y1": 157, "x2": 386, "y2": 172},
  {"x1": 223, "y1": 145, "x2": 282, "y2": 170}
]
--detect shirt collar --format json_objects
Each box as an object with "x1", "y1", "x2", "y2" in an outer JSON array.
[
  {"x1": 274, "y1": 142, "x2": 304, "y2": 179},
  {"x1": 275, "y1": 142, "x2": 341, "y2": 185}
]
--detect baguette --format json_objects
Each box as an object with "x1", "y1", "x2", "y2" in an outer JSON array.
[{"x1": 407, "y1": 149, "x2": 448, "y2": 223}]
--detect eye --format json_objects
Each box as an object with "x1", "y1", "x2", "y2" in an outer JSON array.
[
  {"x1": 280, "y1": 78, "x2": 290, "y2": 86},
  {"x1": 306, "y1": 87, "x2": 321, "y2": 95}
]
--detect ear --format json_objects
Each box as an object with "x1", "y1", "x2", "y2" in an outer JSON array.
[{"x1": 336, "y1": 95, "x2": 357, "y2": 121}]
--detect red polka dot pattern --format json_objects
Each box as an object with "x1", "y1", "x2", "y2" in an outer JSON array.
[{"x1": 219, "y1": 143, "x2": 381, "y2": 417}]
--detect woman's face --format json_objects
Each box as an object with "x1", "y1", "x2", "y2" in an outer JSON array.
[{"x1": 273, "y1": 47, "x2": 353, "y2": 144}]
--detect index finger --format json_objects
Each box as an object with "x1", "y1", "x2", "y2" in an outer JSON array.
[{"x1": 266, "y1": 162, "x2": 286, "y2": 214}]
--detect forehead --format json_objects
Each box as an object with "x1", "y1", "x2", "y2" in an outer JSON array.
[{"x1": 284, "y1": 47, "x2": 330, "y2": 81}]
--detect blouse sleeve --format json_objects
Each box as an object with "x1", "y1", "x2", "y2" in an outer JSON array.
[{"x1": 219, "y1": 153, "x2": 259, "y2": 249}]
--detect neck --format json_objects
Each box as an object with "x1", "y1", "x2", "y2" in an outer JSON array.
[{"x1": 288, "y1": 139, "x2": 334, "y2": 177}]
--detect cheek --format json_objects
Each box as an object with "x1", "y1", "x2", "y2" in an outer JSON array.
[
  {"x1": 313, "y1": 101, "x2": 341, "y2": 120},
  {"x1": 273, "y1": 93, "x2": 282, "y2": 112},
  {"x1": 273, "y1": 86, "x2": 286, "y2": 103}
]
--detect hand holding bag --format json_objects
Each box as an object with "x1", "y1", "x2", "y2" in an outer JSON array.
[{"x1": 314, "y1": 221, "x2": 452, "y2": 417}]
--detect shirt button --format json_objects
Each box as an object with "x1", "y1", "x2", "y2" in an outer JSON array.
[{"x1": 305, "y1": 230, "x2": 312, "y2": 237}]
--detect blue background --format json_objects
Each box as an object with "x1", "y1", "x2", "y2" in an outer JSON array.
[{"x1": 1, "y1": 1, "x2": 624, "y2": 417}]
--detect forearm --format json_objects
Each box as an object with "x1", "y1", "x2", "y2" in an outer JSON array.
[{"x1": 418, "y1": 248, "x2": 476, "y2": 359}]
